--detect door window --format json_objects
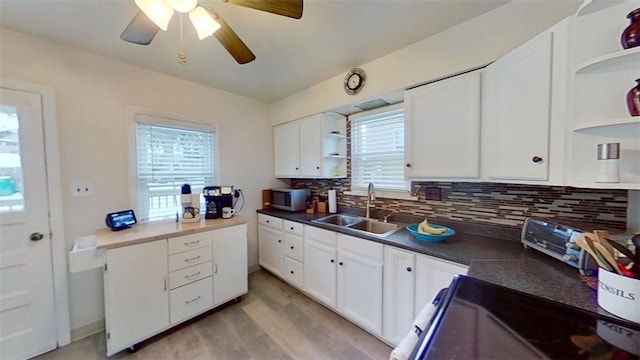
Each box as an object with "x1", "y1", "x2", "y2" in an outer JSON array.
[{"x1": 0, "y1": 106, "x2": 24, "y2": 212}]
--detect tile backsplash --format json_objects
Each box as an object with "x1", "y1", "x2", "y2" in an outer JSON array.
[{"x1": 290, "y1": 179, "x2": 628, "y2": 230}]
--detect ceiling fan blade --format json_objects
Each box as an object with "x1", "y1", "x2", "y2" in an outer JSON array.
[
  {"x1": 225, "y1": 0, "x2": 303, "y2": 19},
  {"x1": 120, "y1": 11, "x2": 160, "y2": 45},
  {"x1": 205, "y1": 8, "x2": 256, "y2": 64}
]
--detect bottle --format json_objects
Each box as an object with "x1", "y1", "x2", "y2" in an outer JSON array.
[
  {"x1": 621, "y1": 8, "x2": 640, "y2": 49},
  {"x1": 627, "y1": 79, "x2": 640, "y2": 117}
]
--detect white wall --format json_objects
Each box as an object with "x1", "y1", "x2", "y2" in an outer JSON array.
[
  {"x1": 0, "y1": 28, "x2": 281, "y2": 333},
  {"x1": 269, "y1": 1, "x2": 582, "y2": 125}
]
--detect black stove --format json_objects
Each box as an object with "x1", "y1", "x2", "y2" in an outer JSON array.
[{"x1": 411, "y1": 276, "x2": 640, "y2": 359}]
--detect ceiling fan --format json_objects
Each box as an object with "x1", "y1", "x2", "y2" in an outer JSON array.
[{"x1": 120, "y1": 0, "x2": 303, "y2": 64}]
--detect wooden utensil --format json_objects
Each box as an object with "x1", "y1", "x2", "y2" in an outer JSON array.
[
  {"x1": 592, "y1": 241, "x2": 623, "y2": 275},
  {"x1": 593, "y1": 230, "x2": 615, "y2": 255},
  {"x1": 576, "y1": 234, "x2": 613, "y2": 271}
]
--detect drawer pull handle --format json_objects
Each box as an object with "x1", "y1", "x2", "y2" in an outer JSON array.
[
  {"x1": 184, "y1": 240, "x2": 200, "y2": 247},
  {"x1": 185, "y1": 271, "x2": 201, "y2": 279},
  {"x1": 185, "y1": 296, "x2": 201, "y2": 305},
  {"x1": 290, "y1": 227, "x2": 294, "y2": 230},
  {"x1": 290, "y1": 246, "x2": 294, "y2": 250},
  {"x1": 185, "y1": 256, "x2": 200, "y2": 263},
  {"x1": 290, "y1": 270, "x2": 294, "y2": 274},
  {"x1": 406, "y1": 267, "x2": 412, "y2": 272}
]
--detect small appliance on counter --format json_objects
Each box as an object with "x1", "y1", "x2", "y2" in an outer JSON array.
[
  {"x1": 521, "y1": 217, "x2": 597, "y2": 275},
  {"x1": 203, "y1": 185, "x2": 234, "y2": 219},
  {"x1": 271, "y1": 188, "x2": 310, "y2": 212},
  {"x1": 105, "y1": 209, "x2": 137, "y2": 231},
  {"x1": 180, "y1": 184, "x2": 201, "y2": 223}
]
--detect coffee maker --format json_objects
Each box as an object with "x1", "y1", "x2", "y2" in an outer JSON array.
[{"x1": 203, "y1": 186, "x2": 234, "y2": 219}]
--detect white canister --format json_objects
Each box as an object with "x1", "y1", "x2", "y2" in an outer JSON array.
[
  {"x1": 597, "y1": 269, "x2": 640, "y2": 324},
  {"x1": 596, "y1": 143, "x2": 620, "y2": 183}
]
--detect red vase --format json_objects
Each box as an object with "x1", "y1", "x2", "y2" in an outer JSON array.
[
  {"x1": 621, "y1": 8, "x2": 640, "y2": 49},
  {"x1": 628, "y1": 79, "x2": 640, "y2": 116}
]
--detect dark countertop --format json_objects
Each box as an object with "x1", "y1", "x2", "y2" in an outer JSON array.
[{"x1": 256, "y1": 208, "x2": 629, "y2": 323}]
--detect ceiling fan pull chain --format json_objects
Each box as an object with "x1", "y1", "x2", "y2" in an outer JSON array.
[{"x1": 177, "y1": 14, "x2": 187, "y2": 65}]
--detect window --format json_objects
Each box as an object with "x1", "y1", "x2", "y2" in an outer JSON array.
[
  {"x1": 133, "y1": 113, "x2": 215, "y2": 222},
  {"x1": 350, "y1": 104, "x2": 408, "y2": 191}
]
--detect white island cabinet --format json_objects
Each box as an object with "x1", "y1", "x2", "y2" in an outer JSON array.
[
  {"x1": 104, "y1": 239, "x2": 169, "y2": 355},
  {"x1": 99, "y1": 219, "x2": 248, "y2": 356}
]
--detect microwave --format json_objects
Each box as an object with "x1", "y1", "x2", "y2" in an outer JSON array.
[{"x1": 271, "y1": 188, "x2": 310, "y2": 212}]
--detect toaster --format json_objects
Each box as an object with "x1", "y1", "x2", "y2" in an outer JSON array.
[{"x1": 521, "y1": 217, "x2": 597, "y2": 275}]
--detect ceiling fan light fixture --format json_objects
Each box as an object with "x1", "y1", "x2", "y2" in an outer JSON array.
[
  {"x1": 134, "y1": 0, "x2": 174, "y2": 31},
  {"x1": 189, "y1": 6, "x2": 221, "y2": 39},
  {"x1": 167, "y1": 0, "x2": 197, "y2": 13}
]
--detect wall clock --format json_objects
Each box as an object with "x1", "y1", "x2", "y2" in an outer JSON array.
[{"x1": 343, "y1": 68, "x2": 365, "y2": 95}]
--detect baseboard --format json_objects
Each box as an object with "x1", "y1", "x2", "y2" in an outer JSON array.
[
  {"x1": 248, "y1": 264, "x2": 262, "y2": 273},
  {"x1": 70, "y1": 319, "x2": 105, "y2": 342}
]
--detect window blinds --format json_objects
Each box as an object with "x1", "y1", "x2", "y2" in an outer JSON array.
[
  {"x1": 351, "y1": 108, "x2": 408, "y2": 191},
  {"x1": 135, "y1": 119, "x2": 214, "y2": 222}
]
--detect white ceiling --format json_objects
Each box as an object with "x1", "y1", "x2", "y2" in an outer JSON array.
[{"x1": 0, "y1": 0, "x2": 509, "y2": 103}]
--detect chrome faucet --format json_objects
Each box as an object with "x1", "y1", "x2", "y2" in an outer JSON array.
[{"x1": 365, "y1": 182, "x2": 376, "y2": 219}]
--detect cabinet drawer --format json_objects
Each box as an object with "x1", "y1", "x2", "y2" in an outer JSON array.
[
  {"x1": 304, "y1": 225, "x2": 337, "y2": 247},
  {"x1": 283, "y1": 220, "x2": 304, "y2": 236},
  {"x1": 169, "y1": 277, "x2": 213, "y2": 324},
  {"x1": 168, "y1": 232, "x2": 212, "y2": 255},
  {"x1": 169, "y1": 246, "x2": 212, "y2": 272},
  {"x1": 169, "y1": 261, "x2": 213, "y2": 290},
  {"x1": 284, "y1": 234, "x2": 303, "y2": 262},
  {"x1": 258, "y1": 214, "x2": 283, "y2": 230},
  {"x1": 338, "y1": 234, "x2": 383, "y2": 262},
  {"x1": 283, "y1": 257, "x2": 304, "y2": 288}
]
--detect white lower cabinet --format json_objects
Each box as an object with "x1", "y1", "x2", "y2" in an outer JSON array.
[
  {"x1": 104, "y1": 239, "x2": 169, "y2": 356},
  {"x1": 258, "y1": 214, "x2": 284, "y2": 276},
  {"x1": 382, "y1": 245, "x2": 468, "y2": 347},
  {"x1": 303, "y1": 225, "x2": 337, "y2": 308},
  {"x1": 212, "y1": 224, "x2": 248, "y2": 306},
  {"x1": 104, "y1": 225, "x2": 247, "y2": 356},
  {"x1": 336, "y1": 234, "x2": 383, "y2": 335}
]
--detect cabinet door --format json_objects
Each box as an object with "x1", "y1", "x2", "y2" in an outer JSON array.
[
  {"x1": 383, "y1": 246, "x2": 416, "y2": 346},
  {"x1": 404, "y1": 70, "x2": 481, "y2": 179},
  {"x1": 104, "y1": 240, "x2": 169, "y2": 355},
  {"x1": 336, "y1": 235, "x2": 383, "y2": 335},
  {"x1": 414, "y1": 254, "x2": 468, "y2": 315},
  {"x1": 304, "y1": 239, "x2": 337, "y2": 308},
  {"x1": 299, "y1": 115, "x2": 322, "y2": 177},
  {"x1": 274, "y1": 121, "x2": 300, "y2": 177},
  {"x1": 213, "y1": 224, "x2": 248, "y2": 306},
  {"x1": 483, "y1": 32, "x2": 553, "y2": 181},
  {"x1": 258, "y1": 226, "x2": 283, "y2": 276}
]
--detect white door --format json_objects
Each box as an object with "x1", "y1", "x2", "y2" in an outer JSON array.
[
  {"x1": 299, "y1": 115, "x2": 322, "y2": 177},
  {"x1": 303, "y1": 239, "x2": 336, "y2": 308},
  {"x1": 258, "y1": 226, "x2": 283, "y2": 276},
  {"x1": 383, "y1": 246, "x2": 416, "y2": 346},
  {"x1": 273, "y1": 121, "x2": 300, "y2": 177},
  {"x1": 414, "y1": 254, "x2": 468, "y2": 315},
  {"x1": 0, "y1": 88, "x2": 57, "y2": 359}
]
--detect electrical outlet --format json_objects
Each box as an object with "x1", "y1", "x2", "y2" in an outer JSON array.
[
  {"x1": 71, "y1": 181, "x2": 94, "y2": 197},
  {"x1": 425, "y1": 187, "x2": 441, "y2": 201}
]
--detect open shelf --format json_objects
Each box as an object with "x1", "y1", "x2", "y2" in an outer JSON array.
[
  {"x1": 576, "y1": 0, "x2": 627, "y2": 17},
  {"x1": 573, "y1": 117, "x2": 640, "y2": 131},
  {"x1": 575, "y1": 47, "x2": 640, "y2": 74}
]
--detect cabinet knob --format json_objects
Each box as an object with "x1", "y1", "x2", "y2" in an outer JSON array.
[
  {"x1": 290, "y1": 270, "x2": 294, "y2": 274},
  {"x1": 316, "y1": 166, "x2": 320, "y2": 170},
  {"x1": 406, "y1": 163, "x2": 412, "y2": 168},
  {"x1": 290, "y1": 227, "x2": 294, "y2": 230},
  {"x1": 278, "y1": 239, "x2": 282, "y2": 243},
  {"x1": 339, "y1": 262, "x2": 344, "y2": 266},
  {"x1": 295, "y1": 167, "x2": 299, "y2": 170},
  {"x1": 532, "y1": 156, "x2": 543, "y2": 163},
  {"x1": 290, "y1": 246, "x2": 294, "y2": 249},
  {"x1": 330, "y1": 259, "x2": 335, "y2": 263},
  {"x1": 406, "y1": 267, "x2": 412, "y2": 272},
  {"x1": 266, "y1": 220, "x2": 270, "y2": 223}
]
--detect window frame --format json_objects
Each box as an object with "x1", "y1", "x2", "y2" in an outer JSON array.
[
  {"x1": 347, "y1": 103, "x2": 413, "y2": 199},
  {"x1": 127, "y1": 107, "x2": 218, "y2": 223}
]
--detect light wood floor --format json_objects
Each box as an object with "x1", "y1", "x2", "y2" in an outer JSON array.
[{"x1": 36, "y1": 269, "x2": 392, "y2": 360}]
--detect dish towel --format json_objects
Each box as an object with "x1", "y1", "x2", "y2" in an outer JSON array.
[
  {"x1": 413, "y1": 302, "x2": 437, "y2": 333},
  {"x1": 389, "y1": 328, "x2": 420, "y2": 360}
]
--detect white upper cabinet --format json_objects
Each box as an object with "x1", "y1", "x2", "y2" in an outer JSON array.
[
  {"x1": 274, "y1": 121, "x2": 300, "y2": 177},
  {"x1": 482, "y1": 31, "x2": 554, "y2": 181},
  {"x1": 568, "y1": 0, "x2": 640, "y2": 189},
  {"x1": 273, "y1": 113, "x2": 346, "y2": 178},
  {"x1": 404, "y1": 70, "x2": 481, "y2": 180}
]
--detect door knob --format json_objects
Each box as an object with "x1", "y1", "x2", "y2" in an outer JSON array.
[{"x1": 30, "y1": 232, "x2": 44, "y2": 241}]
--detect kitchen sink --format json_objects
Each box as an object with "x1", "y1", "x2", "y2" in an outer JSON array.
[
  {"x1": 311, "y1": 214, "x2": 401, "y2": 238},
  {"x1": 312, "y1": 213, "x2": 363, "y2": 227},
  {"x1": 348, "y1": 219, "x2": 401, "y2": 237}
]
